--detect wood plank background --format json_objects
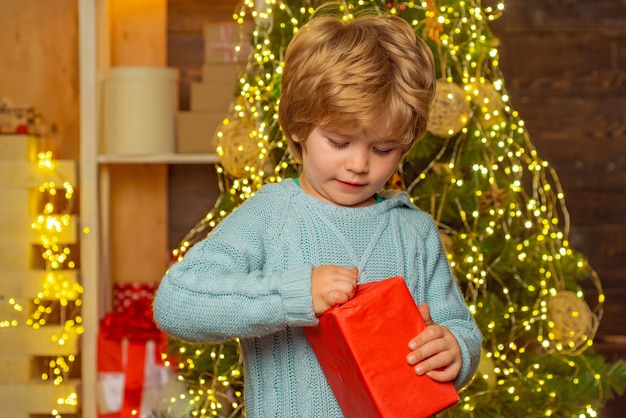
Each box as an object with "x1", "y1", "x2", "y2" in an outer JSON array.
[
  {"x1": 105, "y1": 0, "x2": 170, "y2": 286},
  {"x1": 0, "y1": 0, "x2": 79, "y2": 160}
]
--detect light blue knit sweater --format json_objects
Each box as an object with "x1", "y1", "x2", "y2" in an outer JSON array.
[{"x1": 154, "y1": 179, "x2": 482, "y2": 417}]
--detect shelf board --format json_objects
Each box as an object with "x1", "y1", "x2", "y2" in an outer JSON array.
[{"x1": 97, "y1": 153, "x2": 219, "y2": 164}]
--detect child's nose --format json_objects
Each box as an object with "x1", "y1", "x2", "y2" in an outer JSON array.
[{"x1": 346, "y1": 150, "x2": 369, "y2": 173}]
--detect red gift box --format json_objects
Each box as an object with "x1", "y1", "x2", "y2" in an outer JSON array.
[
  {"x1": 97, "y1": 283, "x2": 170, "y2": 418},
  {"x1": 304, "y1": 276, "x2": 459, "y2": 418}
]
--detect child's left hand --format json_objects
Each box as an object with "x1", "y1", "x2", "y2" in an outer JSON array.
[{"x1": 406, "y1": 303, "x2": 462, "y2": 383}]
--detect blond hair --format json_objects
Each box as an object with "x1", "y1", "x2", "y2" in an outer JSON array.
[{"x1": 279, "y1": 13, "x2": 436, "y2": 160}]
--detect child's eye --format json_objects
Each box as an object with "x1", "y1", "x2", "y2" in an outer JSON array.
[
  {"x1": 373, "y1": 147, "x2": 394, "y2": 156},
  {"x1": 328, "y1": 139, "x2": 348, "y2": 149}
]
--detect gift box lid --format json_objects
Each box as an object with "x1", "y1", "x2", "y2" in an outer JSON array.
[{"x1": 304, "y1": 276, "x2": 459, "y2": 418}]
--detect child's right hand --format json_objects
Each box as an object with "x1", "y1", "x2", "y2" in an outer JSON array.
[{"x1": 311, "y1": 265, "x2": 358, "y2": 316}]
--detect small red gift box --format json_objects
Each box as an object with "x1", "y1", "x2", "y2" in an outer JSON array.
[
  {"x1": 304, "y1": 276, "x2": 459, "y2": 418},
  {"x1": 97, "y1": 283, "x2": 170, "y2": 418}
]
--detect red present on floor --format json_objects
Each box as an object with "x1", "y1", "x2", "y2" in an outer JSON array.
[
  {"x1": 303, "y1": 276, "x2": 459, "y2": 418},
  {"x1": 97, "y1": 282, "x2": 171, "y2": 418}
]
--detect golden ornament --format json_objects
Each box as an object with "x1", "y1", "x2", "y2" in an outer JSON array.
[
  {"x1": 216, "y1": 116, "x2": 263, "y2": 179},
  {"x1": 547, "y1": 290, "x2": 598, "y2": 354},
  {"x1": 465, "y1": 81, "x2": 505, "y2": 127},
  {"x1": 427, "y1": 80, "x2": 471, "y2": 138}
]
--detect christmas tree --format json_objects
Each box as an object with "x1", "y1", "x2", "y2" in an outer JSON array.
[{"x1": 159, "y1": 1, "x2": 626, "y2": 416}]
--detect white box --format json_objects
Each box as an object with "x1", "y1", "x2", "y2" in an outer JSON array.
[
  {"x1": 0, "y1": 160, "x2": 76, "y2": 188},
  {"x1": 0, "y1": 134, "x2": 38, "y2": 161},
  {"x1": 0, "y1": 190, "x2": 30, "y2": 217},
  {"x1": 101, "y1": 67, "x2": 178, "y2": 155}
]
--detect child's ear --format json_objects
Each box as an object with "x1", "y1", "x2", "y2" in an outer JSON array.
[{"x1": 291, "y1": 134, "x2": 301, "y2": 143}]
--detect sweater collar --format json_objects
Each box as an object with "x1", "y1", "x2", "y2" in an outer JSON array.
[{"x1": 283, "y1": 178, "x2": 414, "y2": 216}]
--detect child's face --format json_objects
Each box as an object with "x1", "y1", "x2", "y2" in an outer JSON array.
[{"x1": 294, "y1": 126, "x2": 405, "y2": 207}]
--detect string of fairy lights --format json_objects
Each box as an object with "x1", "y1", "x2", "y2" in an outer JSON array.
[
  {"x1": 32, "y1": 150, "x2": 82, "y2": 415},
  {"x1": 165, "y1": 1, "x2": 609, "y2": 417},
  {"x1": 1, "y1": 146, "x2": 81, "y2": 416}
]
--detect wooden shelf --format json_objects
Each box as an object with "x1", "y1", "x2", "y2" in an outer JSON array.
[
  {"x1": 97, "y1": 153, "x2": 219, "y2": 164},
  {"x1": 79, "y1": 2, "x2": 221, "y2": 415}
]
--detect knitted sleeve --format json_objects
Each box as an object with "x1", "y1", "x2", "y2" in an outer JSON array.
[
  {"x1": 418, "y1": 215, "x2": 483, "y2": 390},
  {"x1": 153, "y1": 191, "x2": 317, "y2": 343}
]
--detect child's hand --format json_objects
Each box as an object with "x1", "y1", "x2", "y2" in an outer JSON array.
[
  {"x1": 311, "y1": 265, "x2": 358, "y2": 316},
  {"x1": 406, "y1": 303, "x2": 462, "y2": 383}
]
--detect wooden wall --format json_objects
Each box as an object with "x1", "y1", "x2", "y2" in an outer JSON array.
[
  {"x1": 0, "y1": 0, "x2": 79, "y2": 160},
  {"x1": 166, "y1": 0, "x2": 233, "y2": 250},
  {"x1": 105, "y1": 0, "x2": 170, "y2": 286}
]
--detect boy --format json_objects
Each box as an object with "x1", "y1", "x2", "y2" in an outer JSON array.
[{"x1": 154, "y1": 11, "x2": 482, "y2": 417}]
